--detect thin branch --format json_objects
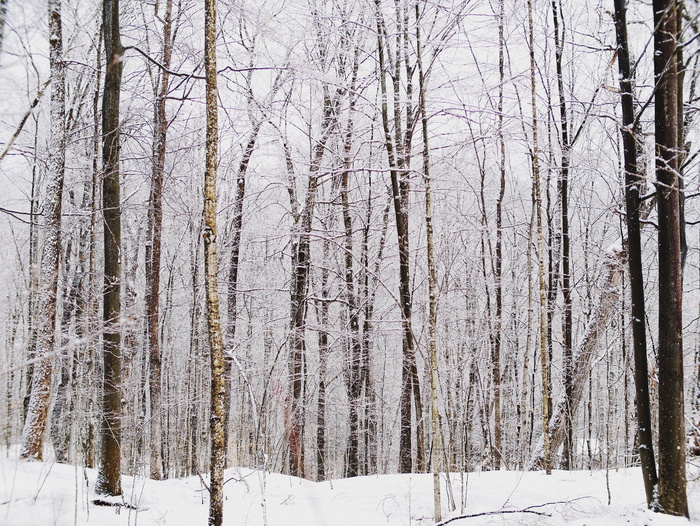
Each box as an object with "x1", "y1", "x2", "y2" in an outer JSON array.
[
  {"x1": 436, "y1": 497, "x2": 596, "y2": 525},
  {"x1": 124, "y1": 45, "x2": 291, "y2": 80},
  {"x1": 0, "y1": 80, "x2": 50, "y2": 162}
]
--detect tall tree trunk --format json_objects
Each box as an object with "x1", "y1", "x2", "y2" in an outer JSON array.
[
  {"x1": 551, "y1": 0, "x2": 573, "y2": 470},
  {"x1": 612, "y1": 0, "x2": 658, "y2": 506},
  {"x1": 204, "y1": 0, "x2": 225, "y2": 522},
  {"x1": 224, "y1": 120, "x2": 260, "y2": 465},
  {"x1": 286, "y1": 80, "x2": 339, "y2": 478},
  {"x1": 20, "y1": 0, "x2": 65, "y2": 461},
  {"x1": 96, "y1": 0, "x2": 124, "y2": 497},
  {"x1": 528, "y1": 0, "x2": 550, "y2": 475},
  {"x1": 653, "y1": 0, "x2": 688, "y2": 516},
  {"x1": 340, "y1": 45, "x2": 363, "y2": 478},
  {"x1": 145, "y1": 0, "x2": 173, "y2": 481},
  {"x1": 375, "y1": 0, "x2": 423, "y2": 472},
  {"x1": 493, "y1": 0, "x2": 506, "y2": 470},
  {"x1": 415, "y1": 0, "x2": 440, "y2": 515},
  {"x1": 316, "y1": 236, "x2": 330, "y2": 481}
]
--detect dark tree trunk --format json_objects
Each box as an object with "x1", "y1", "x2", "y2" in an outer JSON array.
[
  {"x1": 612, "y1": 0, "x2": 658, "y2": 507},
  {"x1": 552, "y1": 0, "x2": 573, "y2": 470},
  {"x1": 224, "y1": 118, "x2": 262, "y2": 465},
  {"x1": 374, "y1": 0, "x2": 424, "y2": 472},
  {"x1": 96, "y1": 0, "x2": 124, "y2": 497},
  {"x1": 653, "y1": 0, "x2": 688, "y2": 516}
]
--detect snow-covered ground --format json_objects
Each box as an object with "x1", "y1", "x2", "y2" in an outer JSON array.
[{"x1": 1, "y1": 448, "x2": 698, "y2": 525}]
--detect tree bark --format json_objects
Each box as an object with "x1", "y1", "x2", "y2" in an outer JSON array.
[
  {"x1": 415, "y1": 0, "x2": 440, "y2": 515},
  {"x1": 551, "y1": 0, "x2": 573, "y2": 470},
  {"x1": 20, "y1": 0, "x2": 65, "y2": 461},
  {"x1": 375, "y1": 0, "x2": 424, "y2": 473},
  {"x1": 528, "y1": 0, "x2": 551, "y2": 475},
  {"x1": 653, "y1": 0, "x2": 688, "y2": 516},
  {"x1": 612, "y1": 0, "x2": 658, "y2": 506},
  {"x1": 145, "y1": 0, "x2": 173, "y2": 481},
  {"x1": 96, "y1": 0, "x2": 123, "y2": 497},
  {"x1": 204, "y1": 0, "x2": 226, "y2": 523}
]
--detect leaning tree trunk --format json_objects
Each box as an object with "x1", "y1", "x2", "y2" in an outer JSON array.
[
  {"x1": 20, "y1": 0, "x2": 65, "y2": 461},
  {"x1": 653, "y1": 0, "x2": 688, "y2": 516},
  {"x1": 612, "y1": 0, "x2": 658, "y2": 507},
  {"x1": 97, "y1": 0, "x2": 124, "y2": 497},
  {"x1": 204, "y1": 0, "x2": 226, "y2": 523}
]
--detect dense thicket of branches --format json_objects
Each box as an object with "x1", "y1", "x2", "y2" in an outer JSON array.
[{"x1": 0, "y1": 0, "x2": 699, "y2": 518}]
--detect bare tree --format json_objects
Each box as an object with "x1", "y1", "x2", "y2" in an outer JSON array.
[
  {"x1": 204, "y1": 0, "x2": 226, "y2": 522},
  {"x1": 145, "y1": 0, "x2": 174, "y2": 481},
  {"x1": 97, "y1": 0, "x2": 124, "y2": 495},
  {"x1": 20, "y1": 0, "x2": 65, "y2": 461},
  {"x1": 96, "y1": 0, "x2": 123, "y2": 497},
  {"x1": 612, "y1": 0, "x2": 658, "y2": 507},
  {"x1": 653, "y1": 0, "x2": 688, "y2": 516}
]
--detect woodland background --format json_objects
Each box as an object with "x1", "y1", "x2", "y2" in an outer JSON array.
[{"x1": 0, "y1": 0, "x2": 699, "y2": 519}]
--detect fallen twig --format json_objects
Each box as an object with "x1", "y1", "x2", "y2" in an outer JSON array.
[
  {"x1": 436, "y1": 497, "x2": 595, "y2": 525},
  {"x1": 92, "y1": 499, "x2": 143, "y2": 511},
  {"x1": 436, "y1": 508, "x2": 549, "y2": 524}
]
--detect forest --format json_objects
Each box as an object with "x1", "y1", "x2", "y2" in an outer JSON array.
[{"x1": 0, "y1": 0, "x2": 699, "y2": 523}]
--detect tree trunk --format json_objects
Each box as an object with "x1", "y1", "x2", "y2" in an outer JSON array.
[
  {"x1": 204, "y1": 0, "x2": 226, "y2": 523},
  {"x1": 96, "y1": 0, "x2": 124, "y2": 497},
  {"x1": 374, "y1": 0, "x2": 424, "y2": 472},
  {"x1": 653, "y1": 0, "x2": 688, "y2": 516},
  {"x1": 415, "y1": 0, "x2": 440, "y2": 515},
  {"x1": 528, "y1": 0, "x2": 551, "y2": 475},
  {"x1": 612, "y1": 0, "x2": 658, "y2": 506},
  {"x1": 287, "y1": 81, "x2": 339, "y2": 478},
  {"x1": 20, "y1": 0, "x2": 65, "y2": 461},
  {"x1": 145, "y1": 0, "x2": 173, "y2": 481},
  {"x1": 551, "y1": 0, "x2": 573, "y2": 470}
]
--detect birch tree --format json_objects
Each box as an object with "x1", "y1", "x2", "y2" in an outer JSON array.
[{"x1": 204, "y1": 0, "x2": 226, "y2": 522}]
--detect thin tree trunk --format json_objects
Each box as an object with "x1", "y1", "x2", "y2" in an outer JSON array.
[
  {"x1": 528, "y1": 0, "x2": 550, "y2": 475},
  {"x1": 204, "y1": 0, "x2": 225, "y2": 522},
  {"x1": 375, "y1": 0, "x2": 423, "y2": 472},
  {"x1": 224, "y1": 120, "x2": 260, "y2": 464},
  {"x1": 415, "y1": 0, "x2": 440, "y2": 515},
  {"x1": 340, "y1": 46, "x2": 362, "y2": 478},
  {"x1": 493, "y1": 0, "x2": 506, "y2": 470},
  {"x1": 286, "y1": 80, "x2": 339, "y2": 478},
  {"x1": 316, "y1": 237, "x2": 330, "y2": 481},
  {"x1": 20, "y1": 0, "x2": 65, "y2": 461},
  {"x1": 653, "y1": 0, "x2": 688, "y2": 516},
  {"x1": 551, "y1": 0, "x2": 573, "y2": 470},
  {"x1": 612, "y1": 0, "x2": 658, "y2": 506},
  {"x1": 145, "y1": 0, "x2": 173, "y2": 481}
]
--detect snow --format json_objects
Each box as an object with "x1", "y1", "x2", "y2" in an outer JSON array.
[{"x1": 1, "y1": 449, "x2": 698, "y2": 525}]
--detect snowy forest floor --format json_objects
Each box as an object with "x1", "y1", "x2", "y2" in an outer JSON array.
[{"x1": 1, "y1": 448, "x2": 699, "y2": 525}]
